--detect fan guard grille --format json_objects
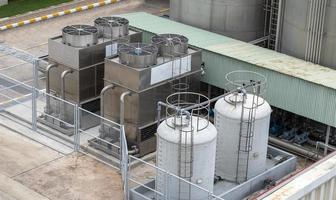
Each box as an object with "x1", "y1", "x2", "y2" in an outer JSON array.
[
  {"x1": 94, "y1": 16, "x2": 129, "y2": 27},
  {"x1": 62, "y1": 25, "x2": 98, "y2": 36}
]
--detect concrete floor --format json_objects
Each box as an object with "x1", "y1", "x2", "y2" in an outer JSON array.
[
  {"x1": 0, "y1": 125, "x2": 124, "y2": 200},
  {"x1": 14, "y1": 154, "x2": 123, "y2": 200}
]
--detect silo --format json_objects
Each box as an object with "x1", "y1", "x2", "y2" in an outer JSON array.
[
  {"x1": 156, "y1": 93, "x2": 217, "y2": 200},
  {"x1": 214, "y1": 93, "x2": 272, "y2": 183},
  {"x1": 280, "y1": 0, "x2": 336, "y2": 69},
  {"x1": 170, "y1": 0, "x2": 265, "y2": 42}
]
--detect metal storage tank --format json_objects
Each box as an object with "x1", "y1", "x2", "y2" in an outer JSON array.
[
  {"x1": 156, "y1": 93, "x2": 217, "y2": 200},
  {"x1": 279, "y1": 0, "x2": 336, "y2": 69},
  {"x1": 214, "y1": 93, "x2": 272, "y2": 183},
  {"x1": 170, "y1": 0, "x2": 265, "y2": 42}
]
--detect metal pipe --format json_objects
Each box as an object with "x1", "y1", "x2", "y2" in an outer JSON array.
[
  {"x1": 275, "y1": 0, "x2": 283, "y2": 51},
  {"x1": 60, "y1": 69, "x2": 73, "y2": 121},
  {"x1": 120, "y1": 91, "x2": 140, "y2": 155},
  {"x1": 316, "y1": 141, "x2": 336, "y2": 152},
  {"x1": 314, "y1": 0, "x2": 323, "y2": 63},
  {"x1": 310, "y1": 0, "x2": 318, "y2": 62},
  {"x1": 45, "y1": 64, "x2": 57, "y2": 114},
  {"x1": 269, "y1": 137, "x2": 322, "y2": 160},
  {"x1": 324, "y1": 125, "x2": 331, "y2": 155},
  {"x1": 267, "y1": 0, "x2": 275, "y2": 49},
  {"x1": 305, "y1": 0, "x2": 313, "y2": 61},
  {"x1": 315, "y1": 1, "x2": 321, "y2": 62},
  {"x1": 120, "y1": 91, "x2": 131, "y2": 126},
  {"x1": 249, "y1": 36, "x2": 270, "y2": 45},
  {"x1": 317, "y1": 0, "x2": 327, "y2": 64},
  {"x1": 100, "y1": 84, "x2": 115, "y2": 131}
]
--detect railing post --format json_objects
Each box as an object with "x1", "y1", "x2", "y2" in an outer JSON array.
[
  {"x1": 31, "y1": 85, "x2": 37, "y2": 131},
  {"x1": 31, "y1": 59, "x2": 39, "y2": 131},
  {"x1": 208, "y1": 191, "x2": 213, "y2": 200},
  {"x1": 73, "y1": 104, "x2": 79, "y2": 152},
  {"x1": 120, "y1": 125, "x2": 129, "y2": 200}
]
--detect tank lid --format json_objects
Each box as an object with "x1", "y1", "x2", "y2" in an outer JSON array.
[
  {"x1": 215, "y1": 93, "x2": 272, "y2": 120},
  {"x1": 158, "y1": 117, "x2": 217, "y2": 145}
]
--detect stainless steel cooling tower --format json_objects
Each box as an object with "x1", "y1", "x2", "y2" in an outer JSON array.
[
  {"x1": 99, "y1": 35, "x2": 202, "y2": 156},
  {"x1": 41, "y1": 19, "x2": 142, "y2": 135}
]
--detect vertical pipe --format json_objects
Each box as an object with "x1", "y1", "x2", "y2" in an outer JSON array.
[
  {"x1": 324, "y1": 125, "x2": 331, "y2": 156},
  {"x1": 314, "y1": 0, "x2": 323, "y2": 63},
  {"x1": 310, "y1": 0, "x2": 318, "y2": 62},
  {"x1": 45, "y1": 64, "x2": 57, "y2": 114},
  {"x1": 275, "y1": 0, "x2": 283, "y2": 51},
  {"x1": 120, "y1": 91, "x2": 131, "y2": 126},
  {"x1": 317, "y1": 0, "x2": 327, "y2": 64},
  {"x1": 60, "y1": 69, "x2": 73, "y2": 121},
  {"x1": 157, "y1": 103, "x2": 162, "y2": 128},
  {"x1": 263, "y1": 0, "x2": 269, "y2": 47},
  {"x1": 305, "y1": 0, "x2": 314, "y2": 61},
  {"x1": 267, "y1": 0, "x2": 274, "y2": 49},
  {"x1": 100, "y1": 84, "x2": 114, "y2": 131},
  {"x1": 307, "y1": 0, "x2": 315, "y2": 61}
]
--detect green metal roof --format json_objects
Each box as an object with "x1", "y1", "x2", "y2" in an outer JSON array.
[
  {"x1": 122, "y1": 12, "x2": 336, "y2": 90},
  {"x1": 121, "y1": 12, "x2": 336, "y2": 127}
]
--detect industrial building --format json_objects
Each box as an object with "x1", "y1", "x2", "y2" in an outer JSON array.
[{"x1": 0, "y1": 0, "x2": 336, "y2": 200}]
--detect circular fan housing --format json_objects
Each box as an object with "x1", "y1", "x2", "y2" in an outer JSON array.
[
  {"x1": 62, "y1": 25, "x2": 98, "y2": 48},
  {"x1": 94, "y1": 16, "x2": 129, "y2": 39},
  {"x1": 118, "y1": 43, "x2": 158, "y2": 68},
  {"x1": 151, "y1": 33, "x2": 189, "y2": 57}
]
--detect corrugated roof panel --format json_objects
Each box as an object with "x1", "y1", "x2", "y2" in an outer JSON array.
[
  {"x1": 121, "y1": 12, "x2": 336, "y2": 127},
  {"x1": 121, "y1": 12, "x2": 336, "y2": 90}
]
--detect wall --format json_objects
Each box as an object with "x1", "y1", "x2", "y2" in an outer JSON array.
[{"x1": 0, "y1": 0, "x2": 7, "y2": 7}]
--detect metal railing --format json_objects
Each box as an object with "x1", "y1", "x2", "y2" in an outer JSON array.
[{"x1": 0, "y1": 50, "x2": 227, "y2": 199}]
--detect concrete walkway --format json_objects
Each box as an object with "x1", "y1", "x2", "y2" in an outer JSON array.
[
  {"x1": 0, "y1": 125, "x2": 122, "y2": 200},
  {"x1": 0, "y1": 174, "x2": 49, "y2": 200}
]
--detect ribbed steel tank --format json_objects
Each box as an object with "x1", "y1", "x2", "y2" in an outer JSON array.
[
  {"x1": 170, "y1": 0, "x2": 265, "y2": 42},
  {"x1": 280, "y1": 0, "x2": 336, "y2": 69},
  {"x1": 214, "y1": 93, "x2": 271, "y2": 182},
  {"x1": 156, "y1": 93, "x2": 217, "y2": 200}
]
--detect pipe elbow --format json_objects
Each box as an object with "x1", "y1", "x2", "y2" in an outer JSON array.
[
  {"x1": 46, "y1": 64, "x2": 58, "y2": 73},
  {"x1": 61, "y1": 69, "x2": 73, "y2": 79},
  {"x1": 120, "y1": 91, "x2": 131, "y2": 102},
  {"x1": 100, "y1": 84, "x2": 115, "y2": 96}
]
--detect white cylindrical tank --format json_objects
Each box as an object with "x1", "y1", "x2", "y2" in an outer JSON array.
[
  {"x1": 214, "y1": 93, "x2": 271, "y2": 182},
  {"x1": 156, "y1": 116, "x2": 217, "y2": 200},
  {"x1": 280, "y1": 0, "x2": 336, "y2": 69},
  {"x1": 170, "y1": 0, "x2": 265, "y2": 42}
]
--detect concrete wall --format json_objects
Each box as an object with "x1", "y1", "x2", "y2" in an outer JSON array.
[{"x1": 0, "y1": 0, "x2": 8, "y2": 7}]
